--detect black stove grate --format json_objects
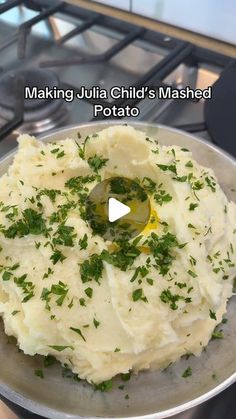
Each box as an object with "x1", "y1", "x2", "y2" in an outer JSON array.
[{"x1": 0, "y1": 0, "x2": 232, "y2": 141}]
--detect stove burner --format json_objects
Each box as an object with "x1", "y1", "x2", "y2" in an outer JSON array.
[
  {"x1": 0, "y1": 69, "x2": 59, "y2": 111},
  {"x1": 0, "y1": 69, "x2": 68, "y2": 134}
]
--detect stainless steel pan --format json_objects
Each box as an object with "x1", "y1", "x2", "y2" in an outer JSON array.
[{"x1": 0, "y1": 122, "x2": 236, "y2": 419}]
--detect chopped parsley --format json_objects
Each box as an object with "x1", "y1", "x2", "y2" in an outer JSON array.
[
  {"x1": 189, "y1": 203, "x2": 198, "y2": 211},
  {"x1": 14, "y1": 274, "x2": 35, "y2": 303},
  {"x1": 80, "y1": 254, "x2": 103, "y2": 284},
  {"x1": 130, "y1": 266, "x2": 149, "y2": 282},
  {"x1": 94, "y1": 380, "x2": 113, "y2": 392},
  {"x1": 44, "y1": 355, "x2": 56, "y2": 367},
  {"x1": 70, "y1": 327, "x2": 86, "y2": 341},
  {"x1": 173, "y1": 175, "x2": 187, "y2": 182},
  {"x1": 3, "y1": 206, "x2": 18, "y2": 221},
  {"x1": 79, "y1": 233, "x2": 88, "y2": 250},
  {"x1": 43, "y1": 267, "x2": 54, "y2": 280},
  {"x1": 157, "y1": 163, "x2": 177, "y2": 174},
  {"x1": 52, "y1": 224, "x2": 76, "y2": 247},
  {"x1": 101, "y1": 242, "x2": 140, "y2": 272},
  {"x1": 51, "y1": 281, "x2": 68, "y2": 306},
  {"x1": 209, "y1": 309, "x2": 216, "y2": 320},
  {"x1": 34, "y1": 369, "x2": 44, "y2": 379},
  {"x1": 2, "y1": 271, "x2": 12, "y2": 281},
  {"x1": 88, "y1": 154, "x2": 108, "y2": 173},
  {"x1": 141, "y1": 177, "x2": 156, "y2": 195},
  {"x1": 121, "y1": 371, "x2": 131, "y2": 381},
  {"x1": 84, "y1": 287, "x2": 93, "y2": 298},
  {"x1": 56, "y1": 150, "x2": 65, "y2": 159},
  {"x1": 154, "y1": 190, "x2": 172, "y2": 205},
  {"x1": 132, "y1": 288, "x2": 147, "y2": 302},
  {"x1": 49, "y1": 201, "x2": 76, "y2": 224},
  {"x1": 2, "y1": 209, "x2": 47, "y2": 238},
  {"x1": 68, "y1": 298, "x2": 74, "y2": 309},
  {"x1": 205, "y1": 176, "x2": 216, "y2": 192},
  {"x1": 175, "y1": 282, "x2": 186, "y2": 289},
  {"x1": 12, "y1": 310, "x2": 20, "y2": 316},
  {"x1": 41, "y1": 281, "x2": 68, "y2": 308},
  {"x1": 182, "y1": 366, "x2": 192, "y2": 378},
  {"x1": 160, "y1": 289, "x2": 185, "y2": 310},
  {"x1": 76, "y1": 135, "x2": 89, "y2": 160},
  {"x1": 36, "y1": 188, "x2": 61, "y2": 203},
  {"x1": 146, "y1": 277, "x2": 154, "y2": 286},
  {"x1": 185, "y1": 161, "x2": 193, "y2": 168},
  {"x1": 187, "y1": 270, "x2": 198, "y2": 278},
  {"x1": 93, "y1": 317, "x2": 100, "y2": 328},
  {"x1": 192, "y1": 180, "x2": 203, "y2": 191},
  {"x1": 65, "y1": 175, "x2": 96, "y2": 195},
  {"x1": 50, "y1": 249, "x2": 66, "y2": 265},
  {"x1": 48, "y1": 345, "x2": 74, "y2": 352},
  {"x1": 145, "y1": 232, "x2": 179, "y2": 276},
  {"x1": 79, "y1": 298, "x2": 86, "y2": 306},
  {"x1": 212, "y1": 330, "x2": 224, "y2": 339},
  {"x1": 189, "y1": 255, "x2": 196, "y2": 266},
  {"x1": 51, "y1": 148, "x2": 60, "y2": 154}
]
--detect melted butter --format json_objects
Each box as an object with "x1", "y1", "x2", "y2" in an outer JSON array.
[
  {"x1": 142, "y1": 208, "x2": 158, "y2": 235},
  {"x1": 87, "y1": 177, "x2": 151, "y2": 241},
  {"x1": 137, "y1": 208, "x2": 158, "y2": 254},
  {"x1": 107, "y1": 208, "x2": 158, "y2": 254}
]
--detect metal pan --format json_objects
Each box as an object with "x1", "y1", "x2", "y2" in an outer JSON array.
[{"x1": 0, "y1": 122, "x2": 236, "y2": 419}]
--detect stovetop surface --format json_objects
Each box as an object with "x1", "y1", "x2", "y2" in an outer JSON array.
[
  {"x1": 0, "y1": 1, "x2": 235, "y2": 419},
  {"x1": 0, "y1": 0, "x2": 232, "y2": 156}
]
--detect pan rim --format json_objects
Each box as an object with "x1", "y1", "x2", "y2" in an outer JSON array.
[{"x1": 0, "y1": 120, "x2": 236, "y2": 419}]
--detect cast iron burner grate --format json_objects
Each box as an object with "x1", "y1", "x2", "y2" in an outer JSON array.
[{"x1": 0, "y1": 69, "x2": 59, "y2": 111}]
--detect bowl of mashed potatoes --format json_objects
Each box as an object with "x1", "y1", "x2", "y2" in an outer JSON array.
[{"x1": 0, "y1": 122, "x2": 236, "y2": 419}]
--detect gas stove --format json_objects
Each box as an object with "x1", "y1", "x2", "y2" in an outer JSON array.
[
  {"x1": 0, "y1": 1, "x2": 236, "y2": 419},
  {"x1": 0, "y1": 0, "x2": 233, "y2": 154}
]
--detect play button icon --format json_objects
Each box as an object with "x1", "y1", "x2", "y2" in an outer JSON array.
[
  {"x1": 86, "y1": 177, "x2": 150, "y2": 241},
  {"x1": 108, "y1": 198, "x2": 130, "y2": 222}
]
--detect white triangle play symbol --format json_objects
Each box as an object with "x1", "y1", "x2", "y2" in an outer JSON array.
[{"x1": 108, "y1": 197, "x2": 131, "y2": 223}]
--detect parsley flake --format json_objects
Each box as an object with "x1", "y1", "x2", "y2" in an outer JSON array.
[
  {"x1": 85, "y1": 287, "x2": 93, "y2": 298},
  {"x1": 209, "y1": 309, "x2": 216, "y2": 320},
  {"x1": 80, "y1": 254, "x2": 103, "y2": 284},
  {"x1": 35, "y1": 369, "x2": 44, "y2": 379},
  {"x1": 189, "y1": 203, "x2": 198, "y2": 211},
  {"x1": 88, "y1": 155, "x2": 108, "y2": 173},
  {"x1": 93, "y1": 317, "x2": 100, "y2": 328},
  {"x1": 182, "y1": 366, "x2": 192, "y2": 378},
  {"x1": 157, "y1": 164, "x2": 177, "y2": 174},
  {"x1": 70, "y1": 327, "x2": 86, "y2": 341},
  {"x1": 187, "y1": 270, "x2": 198, "y2": 278},
  {"x1": 48, "y1": 345, "x2": 74, "y2": 352},
  {"x1": 79, "y1": 233, "x2": 88, "y2": 250},
  {"x1": 94, "y1": 380, "x2": 113, "y2": 392},
  {"x1": 50, "y1": 250, "x2": 66, "y2": 265}
]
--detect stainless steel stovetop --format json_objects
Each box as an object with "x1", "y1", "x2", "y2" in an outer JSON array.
[
  {"x1": 0, "y1": 1, "x2": 236, "y2": 418},
  {"x1": 0, "y1": 0, "x2": 232, "y2": 155}
]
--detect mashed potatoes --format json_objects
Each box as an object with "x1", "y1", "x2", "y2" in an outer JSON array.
[{"x1": 0, "y1": 125, "x2": 235, "y2": 384}]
